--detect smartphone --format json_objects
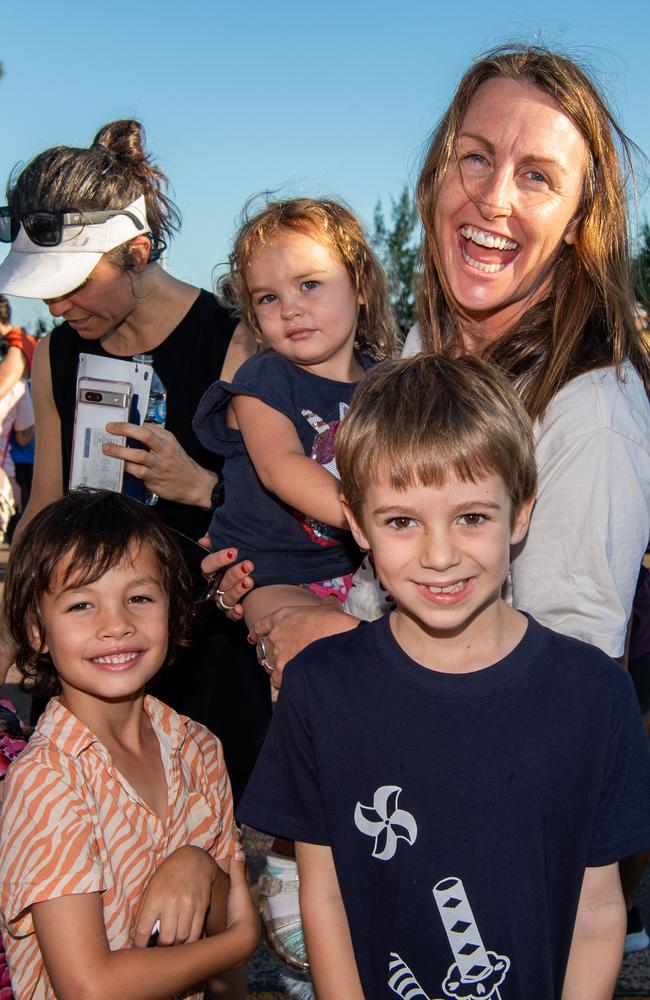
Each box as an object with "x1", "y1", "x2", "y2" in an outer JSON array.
[{"x1": 69, "y1": 377, "x2": 133, "y2": 492}]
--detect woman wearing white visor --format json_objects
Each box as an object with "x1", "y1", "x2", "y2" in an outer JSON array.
[{"x1": 0, "y1": 119, "x2": 272, "y2": 804}]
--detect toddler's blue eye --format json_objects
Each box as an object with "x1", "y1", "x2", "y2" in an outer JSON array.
[{"x1": 301, "y1": 280, "x2": 320, "y2": 291}]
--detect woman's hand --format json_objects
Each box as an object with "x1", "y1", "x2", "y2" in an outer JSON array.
[
  {"x1": 132, "y1": 845, "x2": 219, "y2": 948},
  {"x1": 199, "y1": 540, "x2": 254, "y2": 622},
  {"x1": 103, "y1": 421, "x2": 217, "y2": 508},
  {"x1": 249, "y1": 599, "x2": 360, "y2": 690}
]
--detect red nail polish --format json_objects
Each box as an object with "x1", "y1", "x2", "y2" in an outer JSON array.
[
  {"x1": 241, "y1": 563, "x2": 250, "y2": 574},
  {"x1": 242, "y1": 578, "x2": 251, "y2": 589},
  {"x1": 227, "y1": 550, "x2": 235, "y2": 560}
]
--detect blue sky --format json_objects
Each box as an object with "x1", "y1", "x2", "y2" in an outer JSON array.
[{"x1": 2, "y1": 0, "x2": 649, "y2": 331}]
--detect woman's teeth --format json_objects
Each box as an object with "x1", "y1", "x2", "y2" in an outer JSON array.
[
  {"x1": 462, "y1": 248, "x2": 505, "y2": 273},
  {"x1": 427, "y1": 581, "x2": 465, "y2": 594},
  {"x1": 460, "y1": 226, "x2": 518, "y2": 273},
  {"x1": 460, "y1": 225, "x2": 518, "y2": 250}
]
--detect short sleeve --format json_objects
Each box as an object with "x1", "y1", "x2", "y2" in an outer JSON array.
[
  {"x1": 193, "y1": 352, "x2": 297, "y2": 457},
  {"x1": 588, "y1": 678, "x2": 650, "y2": 866},
  {"x1": 236, "y1": 661, "x2": 330, "y2": 845},
  {"x1": 0, "y1": 758, "x2": 104, "y2": 937},
  {"x1": 511, "y1": 424, "x2": 650, "y2": 657}
]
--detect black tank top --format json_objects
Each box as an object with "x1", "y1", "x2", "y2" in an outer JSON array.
[{"x1": 49, "y1": 289, "x2": 238, "y2": 543}]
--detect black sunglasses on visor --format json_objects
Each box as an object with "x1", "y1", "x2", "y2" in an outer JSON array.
[{"x1": 0, "y1": 207, "x2": 145, "y2": 247}]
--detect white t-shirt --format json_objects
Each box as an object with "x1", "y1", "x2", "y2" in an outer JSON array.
[{"x1": 401, "y1": 325, "x2": 650, "y2": 657}]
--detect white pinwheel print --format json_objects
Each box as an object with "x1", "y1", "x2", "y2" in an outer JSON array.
[{"x1": 354, "y1": 785, "x2": 418, "y2": 860}]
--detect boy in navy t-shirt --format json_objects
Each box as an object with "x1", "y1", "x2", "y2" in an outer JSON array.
[{"x1": 238, "y1": 355, "x2": 650, "y2": 999}]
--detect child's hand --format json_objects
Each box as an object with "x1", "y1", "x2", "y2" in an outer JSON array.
[
  {"x1": 226, "y1": 850, "x2": 260, "y2": 945},
  {"x1": 198, "y1": 540, "x2": 254, "y2": 621},
  {"x1": 132, "y1": 845, "x2": 219, "y2": 948}
]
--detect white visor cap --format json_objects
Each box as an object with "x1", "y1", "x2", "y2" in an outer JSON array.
[{"x1": 0, "y1": 194, "x2": 149, "y2": 299}]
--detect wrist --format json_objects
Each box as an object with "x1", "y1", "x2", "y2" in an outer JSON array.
[
  {"x1": 191, "y1": 468, "x2": 220, "y2": 510},
  {"x1": 221, "y1": 919, "x2": 259, "y2": 960}
]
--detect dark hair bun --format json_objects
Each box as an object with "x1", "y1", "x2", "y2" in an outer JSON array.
[{"x1": 92, "y1": 120, "x2": 147, "y2": 169}]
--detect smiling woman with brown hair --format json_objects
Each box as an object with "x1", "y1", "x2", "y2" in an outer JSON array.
[{"x1": 405, "y1": 46, "x2": 650, "y2": 659}]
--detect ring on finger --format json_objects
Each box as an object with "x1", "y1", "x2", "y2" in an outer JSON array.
[
  {"x1": 260, "y1": 658, "x2": 273, "y2": 675},
  {"x1": 257, "y1": 637, "x2": 267, "y2": 662},
  {"x1": 216, "y1": 592, "x2": 235, "y2": 612}
]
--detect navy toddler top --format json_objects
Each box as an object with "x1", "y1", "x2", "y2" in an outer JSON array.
[{"x1": 193, "y1": 351, "x2": 372, "y2": 587}]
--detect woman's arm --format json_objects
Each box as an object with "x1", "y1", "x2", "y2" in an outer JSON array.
[
  {"x1": 232, "y1": 394, "x2": 348, "y2": 529},
  {"x1": 31, "y1": 850, "x2": 258, "y2": 1000},
  {"x1": 295, "y1": 841, "x2": 364, "y2": 999},
  {"x1": 561, "y1": 863, "x2": 625, "y2": 999}
]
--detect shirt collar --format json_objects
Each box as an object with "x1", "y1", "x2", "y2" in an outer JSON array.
[{"x1": 36, "y1": 695, "x2": 190, "y2": 759}]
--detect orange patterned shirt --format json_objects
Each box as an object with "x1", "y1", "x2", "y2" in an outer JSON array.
[{"x1": 0, "y1": 696, "x2": 236, "y2": 999}]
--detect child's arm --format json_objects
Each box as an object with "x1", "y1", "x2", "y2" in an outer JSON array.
[
  {"x1": 242, "y1": 582, "x2": 324, "y2": 633},
  {"x1": 232, "y1": 394, "x2": 349, "y2": 529},
  {"x1": 295, "y1": 841, "x2": 364, "y2": 999},
  {"x1": 561, "y1": 862, "x2": 626, "y2": 999},
  {"x1": 30, "y1": 850, "x2": 259, "y2": 1000}
]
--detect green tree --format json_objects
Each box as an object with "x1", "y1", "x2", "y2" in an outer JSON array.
[
  {"x1": 632, "y1": 222, "x2": 650, "y2": 309},
  {"x1": 372, "y1": 185, "x2": 421, "y2": 333},
  {"x1": 29, "y1": 315, "x2": 62, "y2": 339}
]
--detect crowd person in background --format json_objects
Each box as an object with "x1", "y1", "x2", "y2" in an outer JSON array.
[
  {"x1": 0, "y1": 297, "x2": 36, "y2": 541},
  {"x1": 0, "y1": 380, "x2": 34, "y2": 522},
  {"x1": 212, "y1": 44, "x2": 650, "y2": 955},
  {"x1": 4, "y1": 385, "x2": 36, "y2": 541},
  {"x1": 0, "y1": 295, "x2": 36, "y2": 395},
  {"x1": 0, "y1": 120, "x2": 271, "y2": 803}
]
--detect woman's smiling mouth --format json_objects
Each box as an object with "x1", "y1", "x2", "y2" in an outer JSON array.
[{"x1": 460, "y1": 225, "x2": 519, "y2": 273}]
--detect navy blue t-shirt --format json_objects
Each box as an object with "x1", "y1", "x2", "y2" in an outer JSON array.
[
  {"x1": 193, "y1": 350, "x2": 372, "y2": 587},
  {"x1": 238, "y1": 614, "x2": 650, "y2": 998}
]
